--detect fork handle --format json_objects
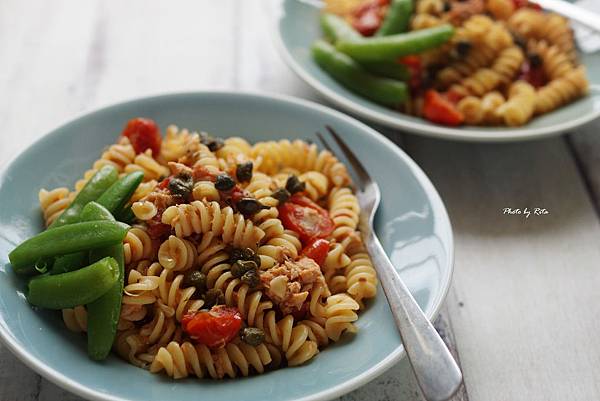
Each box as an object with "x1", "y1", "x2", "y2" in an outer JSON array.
[{"x1": 364, "y1": 231, "x2": 463, "y2": 401}]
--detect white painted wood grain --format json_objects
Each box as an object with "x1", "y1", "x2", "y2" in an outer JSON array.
[{"x1": 403, "y1": 136, "x2": 600, "y2": 401}]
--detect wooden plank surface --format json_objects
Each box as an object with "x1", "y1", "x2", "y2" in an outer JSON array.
[{"x1": 403, "y1": 135, "x2": 600, "y2": 401}]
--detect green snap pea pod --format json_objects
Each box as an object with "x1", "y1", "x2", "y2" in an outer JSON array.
[
  {"x1": 50, "y1": 252, "x2": 88, "y2": 275},
  {"x1": 312, "y1": 40, "x2": 408, "y2": 106},
  {"x1": 49, "y1": 165, "x2": 118, "y2": 229},
  {"x1": 114, "y1": 205, "x2": 136, "y2": 224},
  {"x1": 375, "y1": 0, "x2": 414, "y2": 36},
  {"x1": 80, "y1": 201, "x2": 116, "y2": 222},
  {"x1": 320, "y1": 13, "x2": 361, "y2": 42},
  {"x1": 95, "y1": 171, "x2": 144, "y2": 214},
  {"x1": 320, "y1": 13, "x2": 410, "y2": 81},
  {"x1": 27, "y1": 256, "x2": 119, "y2": 309},
  {"x1": 9, "y1": 221, "x2": 129, "y2": 275},
  {"x1": 336, "y1": 24, "x2": 454, "y2": 61},
  {"x1": 362, "y1": 61, "x2": 410, "y2": 81},
  {"x1": 81, "y1": 202, "x2": 125, "y2": 360}
]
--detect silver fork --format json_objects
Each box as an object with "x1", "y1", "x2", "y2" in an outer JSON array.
[{"x1": 316, "y1": 126, "x2": 462, "y2": 401}]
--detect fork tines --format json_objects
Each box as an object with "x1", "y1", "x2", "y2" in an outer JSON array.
[{"x1": 315, "y1": 126, "x2": 372, "y2": 192}]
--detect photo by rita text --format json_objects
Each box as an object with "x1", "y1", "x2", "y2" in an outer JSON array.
[{"x1": 502, "y1": 207, "x2": 549, "y2": 219}]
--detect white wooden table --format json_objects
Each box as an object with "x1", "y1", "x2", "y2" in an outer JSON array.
[{"x1": 1, "y1": 1, "x2": 600, "y2": 400}]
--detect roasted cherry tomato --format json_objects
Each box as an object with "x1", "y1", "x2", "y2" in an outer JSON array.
[
  {"x1": 423, "y1": 90, "x2": 464, "y2": 126},
  {"x1": 121, "y1": 117, "x2": 162, "y2": 155},
  {"x1": 301, "y1": 238, "x2": 330, "y2": 267},
  {"x1": 398, "y1": 55, "x2": 423, "y2": 93},
  {"x1": 352, "y1": 0, "x2": 388, "y2": 36},
  {"x1": 182, "y1": 306, "x2": 242, "y2": 348},
  {"x1": 278, "y1": 195, "x2": 334, "y2": 243}
]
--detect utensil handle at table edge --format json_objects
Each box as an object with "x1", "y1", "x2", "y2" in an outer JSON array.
[
  {"x1": 365, "y1": 232, "x2": 463, "y2": 401},
  {"x1": 530, "y1": 0, "x2": 600, "y2": 33}
]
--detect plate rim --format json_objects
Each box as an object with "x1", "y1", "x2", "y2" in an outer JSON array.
[
  {"x1": 272, "y1": 0, "x2": 600, "y2": 143},
  {"x1": 0, "y1": 90, "x2": 455, "y2": 401}
]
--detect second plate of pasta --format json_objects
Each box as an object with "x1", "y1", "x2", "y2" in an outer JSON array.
[{"x1": 274, "y1": 0, "x2": 600, "y2": 141}]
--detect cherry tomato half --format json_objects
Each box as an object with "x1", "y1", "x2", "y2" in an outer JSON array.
[
  {"x1": 121, "y1": 117, "x2": 162, "y2": 155},
  {"x1": 423, "y1": 90, "x2": 464, "y2": 126},
  {"x1": 182, "y1": 306, "x2": 242, "y2": 348},
  {"x1": 301, "y1": 238, "x2": 330, "y2": 267},
  {"x1": 278, "y1": 195, "x2": 334, "y2": 243}
]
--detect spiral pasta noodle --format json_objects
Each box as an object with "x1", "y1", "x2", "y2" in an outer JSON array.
[
  {"x1": 62, "y1": 306, "x2": 87, "y2": 333},
  {"x1": 344, "y1": 240, "x2": 378, "y2": 309},
  {"x1": 125, "y1": 149, "x2": 170, "y2": 182},
  {"x1": 150, "y1": 340, "x2": 280, "y2": 379},
  {"x1": 123, "y1": 227, "x2": 154, "y2": 266},
  {"x1": 324, "y1": 293, "x2": 360, "y2": 341},
  {"x1": 251, "y1": 140, "x2": 351, "y2": 187},
  {"x1": 328, "y1": 187, "x2": 360, "y2": 242},
  {"x1": 75, "y1": 137, "x2": 136, "y2": 191},
  {"x1": 38, "y1": 187, "x2": 73, "y2": 227},
  {"x1": 498, "y1": 81, "x2": 536, "y2": 126},
  {"x1": 535, "y1": 66, "x2": 589, "y2": 115},
  {"x1": 161, "y1": 201, "x2": 265, "y2": 249},
  {"x1": 158, "y1": 235, "x2": 197, "y2": 271}
]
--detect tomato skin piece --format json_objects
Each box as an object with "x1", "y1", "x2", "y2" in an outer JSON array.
[
  {"x1": 398, "y1": 55, "x2": 423, "y2": 94},
  {"x1": 278, "y1": 195, "x2": 334, "y2": 243},
  {"x1": 182, "y1": 306, "x2": 242, "y2": 348},
  {"x1": 301, "y1": 239, "x2": 330, "y2": 267},
  {"x1": 121, "y1": 117, "x2": 162, "y2": 155},
  {"x1": 423, "y1": 90, "x2": 464, "y2": 126}
]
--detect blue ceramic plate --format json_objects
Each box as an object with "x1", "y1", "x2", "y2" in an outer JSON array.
[
  {"x1": 274, "y1": 0, "x2": 600, "y2": 142},
  {"x1": 0, "y1": 92, "x2": 453, "y2": 401}
]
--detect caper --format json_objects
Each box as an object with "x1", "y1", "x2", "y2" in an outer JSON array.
[
  {"x1": 207, "y1": 138, "x2": 225, "y2": 152},
  {"x1": 271, "y1": 188, "x2": 290, "y2": 204},
  {"x1": 240, "y1": 327, "x2": 265, "y2": 346},
  {"x1": 229, "y1": 248, "x2": 243, "y2": 263},
  {"x1": 455, "y1": 40, "x2": 471, "y2": 57},
  {"x1": 241, "y1": 269, "x2": 261, "y2": 289},
  {"x1": 215, "y1": 174, "x2": 236, "y2": 191},
  {"x1": 203, "y1": 288, "x2": 225, "y2": 308},
  {"x1": 168, "y1": 174, "x2": 194, "y2": 199},
  {"x1": 240, "y1": 247, "x2": 255, "y2": 260},
  {"x1": 285, "y1": 175, "x2": 306, "y2": 194},
  {"x1": 528, "y1": 52, "x2": 543, "y2": 68},
  {"x1": 182, "y1": 270, "x2": 207, "y2": 294},
  {"x1": 237, "y1": 197, "x2": 265, "y2": 216},
  {"x1": 443, "y1": 1, "x2": 451, "y2": 11},
  {"x1": 231, "y1": 260, "x2": 258, "y2": 278},
  {"x1": 236, "y1": 161, "x2": 253, "y2": 182}
]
